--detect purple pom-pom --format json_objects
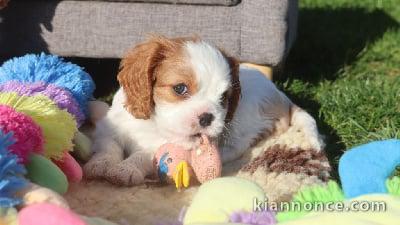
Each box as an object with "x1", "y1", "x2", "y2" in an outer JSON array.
[
  {"x1": 0, "y1": 81, "x2": 84, "y2": 126},
  {"x1": 229, "y1": 211, "x2": 277, "y2": 225}
]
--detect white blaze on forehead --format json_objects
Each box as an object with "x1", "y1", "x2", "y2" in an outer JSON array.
[{"x1": 184, "y1": 41, "x2": 231, "y2": 100}]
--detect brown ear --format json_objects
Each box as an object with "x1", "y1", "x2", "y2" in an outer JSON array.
[
  {"x1": 117, "y1": 38, "x2": 164, "y2": 119},
  {"x1": 224, "y1": 55, "x2": 241, "y2": 123}
]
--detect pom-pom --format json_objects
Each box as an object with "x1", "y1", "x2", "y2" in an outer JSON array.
[
  {"x1": 0, "y1": 131, "x2": 27, "y2": 208},
  {"x1": 0, "y1": 53, "x2": 95, "y2": 115},
  {"x1": 0, "y1": 92, "x2": 77, "y2": 159},
  {"x1": 0, "y1": 105, "x2": 44, "y2": 163},
  {"x1": 0, "y1": 81, "x2": 84, "y2": 126},
  {"x1": 276, "y1": 180, "x2": 345, "y2": 222}
]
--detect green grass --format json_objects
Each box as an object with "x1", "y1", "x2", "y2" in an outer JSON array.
[{"x1": 277, "y1": 0, "x2": 400, "y2": 176}]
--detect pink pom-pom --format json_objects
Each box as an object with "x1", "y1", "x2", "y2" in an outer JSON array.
[{"x1": 0, "y1": 105, "x2": 44, "y2": 163}]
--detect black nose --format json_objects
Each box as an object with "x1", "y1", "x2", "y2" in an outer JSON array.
[{"x1": 199, "y1": 113, "x2": 215, "y2": 127}]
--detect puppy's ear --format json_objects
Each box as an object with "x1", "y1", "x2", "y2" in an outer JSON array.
[
  {"x1": 117, "y1": 38, "x2": 164, "y2": 119},
  {"x1": 224, "y1": 55, "x2": 241, "y2": 123}
]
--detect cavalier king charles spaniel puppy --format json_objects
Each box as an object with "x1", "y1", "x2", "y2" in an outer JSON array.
[{"x1": 84, "y1": 36, "x2": 324, "y2": 186}]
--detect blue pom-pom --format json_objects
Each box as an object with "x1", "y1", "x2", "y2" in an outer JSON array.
[
  {"x1": 0, "y1": 131, "x2": 27, "y2": 208},
  {"x1": 0, "y1": 53, "x2": 95, "y2": 115}
]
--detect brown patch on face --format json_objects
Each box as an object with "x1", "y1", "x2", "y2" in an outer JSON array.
[
  {"x1": 117, "y1": 36, "x2": 198, "y2": 119},
  {"x1": 241, "y1": 145, "x2": 331, "y2": 181},
  {"x1": 219, "y1": 50, "x2": 241, "y2": 123},
  {"x1": 153, "y1": 50, "x2": 198, "y2": 104}
]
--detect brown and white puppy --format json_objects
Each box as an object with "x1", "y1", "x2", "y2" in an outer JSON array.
[{"x1": 84, "y1": 36, "x2": 324, "y2": 186}]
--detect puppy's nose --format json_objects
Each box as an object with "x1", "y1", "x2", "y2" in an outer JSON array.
[{"x1": 199, "y1": 113, "x2": 215, "y2": 127}]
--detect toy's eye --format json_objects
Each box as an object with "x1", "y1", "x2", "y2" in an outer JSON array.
[
  {"x1": 167, "y1": 158, "x2": 173, "y2": 163},
  {"x1": 173, "y1": 83, "x2": 188, "y2": 95}
]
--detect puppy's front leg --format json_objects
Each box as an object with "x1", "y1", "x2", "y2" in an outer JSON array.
[
  {"x1": 83, "y1": 138, "x2": 124, "y2": 179},
  {"x1": 105, "y1": 151, "x2": 154, "y2": 186}
]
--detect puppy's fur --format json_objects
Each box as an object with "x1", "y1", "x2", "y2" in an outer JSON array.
[{"x1": 84, "y1": 36, "x2": 324, "y2": 185}]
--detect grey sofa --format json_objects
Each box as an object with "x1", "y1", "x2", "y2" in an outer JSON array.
[{"x1": 0, "y1": 0, "x2": 298, "y2": 66}]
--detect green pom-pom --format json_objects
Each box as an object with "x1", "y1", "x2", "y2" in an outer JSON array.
[
  {"x1": 387, "y1": 176, "x2": 400, "y2": 196},
  {"x1": 276, "y1": 180, "x2": 345, "y2": 222}
]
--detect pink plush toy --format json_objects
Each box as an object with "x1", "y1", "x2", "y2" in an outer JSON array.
[
  {"x1": 53, "y1": 152, "x2": 83, "y2": 183},
  {"x1": 154, "y1": 135, "x2": 222, "y2": 189},
  {"x1": 18, "y1": 203, "x2": 86, "y2": 225}
]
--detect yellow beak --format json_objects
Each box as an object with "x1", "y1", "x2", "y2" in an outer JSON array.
[{"x1": 173, "y1": 161, "x2": 190, "y2": 189}]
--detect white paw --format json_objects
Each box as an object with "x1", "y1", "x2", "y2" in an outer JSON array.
[
  {"x1": 83, "y1": 155, "x2": 115, "y2": 179},
  {"x1": 105, "y1": 163, "x2": 145, "y2": 186}
]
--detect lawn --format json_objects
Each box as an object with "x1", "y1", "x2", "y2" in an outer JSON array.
[{"x1": 277, "y1": 0, "x2": 400, "y2": 177}]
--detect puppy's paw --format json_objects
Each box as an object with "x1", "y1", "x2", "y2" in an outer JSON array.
[
  {"x1": 105, "y1": 163, "x2": 145, "y2": 186},
  {"x1": 83, "y1": 156, "x2": 114, "y2": 179}
]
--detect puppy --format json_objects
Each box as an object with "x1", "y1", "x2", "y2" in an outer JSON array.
[{"x1": 84, "y1": 36, "x2": 324, "y2": 185}]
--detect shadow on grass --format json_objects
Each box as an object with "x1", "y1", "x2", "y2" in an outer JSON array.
[
  {"x1": 279, "y1": 7, "x2": 399, "y2": 179},
  {"x1": 0, "y1": 1, "x2": 61, "y2": 60},
  {"x1": 282, "y1": 7, "x2": 400, "y2": 83}
]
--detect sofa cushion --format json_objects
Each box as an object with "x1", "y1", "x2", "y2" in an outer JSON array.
[{"x1": 79, "y1": 0, "x2": 241, "y2": 6}]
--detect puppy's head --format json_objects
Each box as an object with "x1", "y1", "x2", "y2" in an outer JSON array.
[{"x1": 118, "y1": 36, "x2": 240, "y2": 145}]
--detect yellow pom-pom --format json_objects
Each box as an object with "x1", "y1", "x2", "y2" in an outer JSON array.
[{"x1": 0, "y1": 92, "x2": 77, "y2": 159}]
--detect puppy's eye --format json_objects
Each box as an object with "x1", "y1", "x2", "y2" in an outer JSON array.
[
  {"x1": 167, "y1": 158, "x2": 173, "y2": 163},
  {"x1": 173, "y1": 83, "x2": 188, "y2": 95}
]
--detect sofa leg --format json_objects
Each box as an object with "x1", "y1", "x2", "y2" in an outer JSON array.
[{"x1": 241, "y1": 63, "x2": 273, "y2": 80}]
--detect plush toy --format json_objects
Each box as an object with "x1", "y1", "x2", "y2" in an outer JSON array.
[
  {"x1": 25, "y1": 154, "x2": 69, "y2": 194},
  {"x1": 339, "y1": 139, "x2": 400, "y2": 198},
  {"x1": 0, "y1": 54, "x2": 119, "y2": 225},
  {"x1": 276, "y1": 139, "x2": 400, "y2": 224},
  {"x1": 17, "y1": 182, "x2": 69, "y2": 209},
  {"x1": 18, "y1": 203, "x2": 87, "y2": 225},
  {"x1": 163, "y1": 139, "x2": 400, "y2": 225},
  {"x1": 0, "y1": 53, "x2": 95, "y2": 187},
  {"x1": 154, "y1": 135, "x2": 222, "y2": 189},
  {"x1": 53, "y1": 152, "x2": 83, "y2": 183},
  {"x1": 183, "y1": 177, "x2": 275, "y2": 225}
]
